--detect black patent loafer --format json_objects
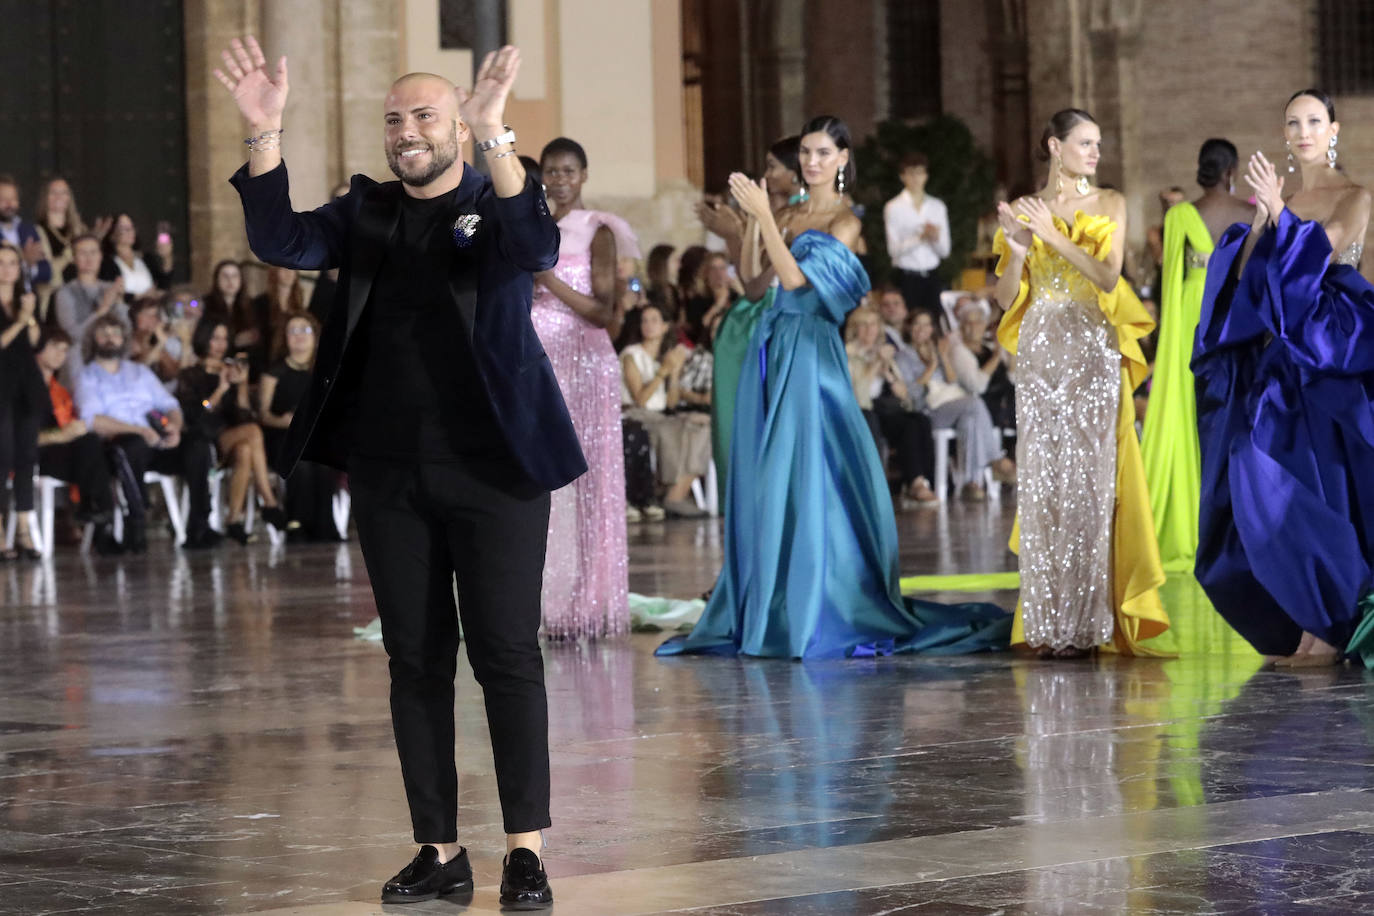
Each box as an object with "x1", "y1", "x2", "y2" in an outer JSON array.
[
  {"x1": 499, "y1": 847, "x2": 553, "y2": 910},
  {"x1": 380, "y1": 845, "x2": 474, "y2": 904}
]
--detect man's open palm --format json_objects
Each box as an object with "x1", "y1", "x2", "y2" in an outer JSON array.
[{"x1": 213, "y1": 36, "x2": 289, "y2": 127}]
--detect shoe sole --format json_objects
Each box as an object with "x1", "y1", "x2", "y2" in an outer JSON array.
[
  {"x1": 380, "y1": 879, "x2": 473, "y2": 904},
  {"x1": 499, "y1": 891, "x2": 553, "y2": 910}
]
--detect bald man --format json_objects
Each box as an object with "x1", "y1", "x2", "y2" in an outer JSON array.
[{"x1": 217, "y1": 37, "x2": 582, "y2": 908}]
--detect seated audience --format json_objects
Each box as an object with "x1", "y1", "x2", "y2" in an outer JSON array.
[
  {"x1": 241, "y1": 265, "x2": 303, "y2": 376},
  {"x1": 99, "y1": 213, "x2": 172, "y2": 300},
  {"x1": 620, "y1": 303, "x2": 711, "y2": 518},
  {"x1": 259, "y1": 311, "x2": 339, "y2": 540},
  {"x1": 76, "y1": 314, "x2": 218, "y2": 551},
  {"x1": 0, "y1": 242, "x2": 44, "y2": 559},
  {"x1": 952, "y1": 296, "x2": 1015, "y2": 430},
  {"x1": 845, "y1": 305, "x2": 938, "y2": 504},
  {"x1": 0, "y1": 175, "x2": 54, "y2": 292},
  {"x1": 675, "y1": 245, "x2": 713, "y2": 341},
  {"x1": 33, "y1": 328, "x2": 118, "y2": 552},
  {"x1": 906, "y1": 310, "x2": 1016, "y2": 501},
  {"x1": 645, "y1": 244, "x2": 680, "y2": 320},
  {"x1": 127, "y1": 294, "x2": 194, "y2": 385},
  {"x1": 177, "y1": 318, "x2": 286, "y2": 544},
  {"x1": 54, "y1": 233, "x2": 125, "y2": 384}
]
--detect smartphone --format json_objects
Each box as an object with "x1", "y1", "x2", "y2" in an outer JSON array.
[
  {"x1": 627, "y1": 277, "x2": 642, "y2": 294},
  {"x1": 156, "y1": 232, "x2": 172, "y2": 246}
]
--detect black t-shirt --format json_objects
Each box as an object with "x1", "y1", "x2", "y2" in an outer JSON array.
[
  {"x1": 265, "y1": 361, "x2": 311, "y2": 415},
  {"x1": 351, "y1": 189, "x2": 501, "y2": 461}
]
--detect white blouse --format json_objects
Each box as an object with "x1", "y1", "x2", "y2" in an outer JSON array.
[
  {"x1": 113, "y1": 254, "x2": 156, "y2": 298},
  {"x1": 621, "y1": 344, "x2": 667, "y2": 411}
]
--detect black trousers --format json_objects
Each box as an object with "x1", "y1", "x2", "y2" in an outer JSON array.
[
  {"x1": 109, "y1": 432, "x2": 214, "y2": 538},
  {"x1": 349, "y1": 456, "x2": 552, "y2": 840},
  {"x1": 0, "y1": 400, "x2": 38, "y2": 513},
  {"x1": 622, "y1": 417, "x2": 655, "y2": 508},
  {"x1": 863, "y1": 401, "x2": 935, "y2": 487},
  {"x1": 895, "y1": 268, "x2": 945, "y2": 325},
  {"x1": 38, "y1": 432, "x2": 113, "y2": 519}
]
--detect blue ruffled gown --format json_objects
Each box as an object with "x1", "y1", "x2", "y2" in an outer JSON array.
[
  {"x1": 1193, "y1": 209, "x2": 1374, "y2": 656},
  {"x1": 656, "y1": 231, "x2": 1011, "y2": 659}
]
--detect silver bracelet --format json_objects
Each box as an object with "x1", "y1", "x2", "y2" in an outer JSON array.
[
  {"x1": 493, "y1": 148, "x2": 518, "y2": 159},
  {"x1": 244, "y1": 128, "x2": 284, "y2": 146}
]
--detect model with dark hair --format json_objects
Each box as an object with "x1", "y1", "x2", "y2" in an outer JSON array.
[
  {"x1": 530, "y1": 135, "x2": 639, "y2": 639},
  {"x1": 993, "y1": 107, "x2": 1169, "y2": 658},
  {"x1": 1194, "y1": 89, "x2": 1374, "y2": 667},
  {"x1": 658, "y1": 115, "x2": 1009, "y2": 659},
  {"x1": 1140, "y1": 138, "x2": 1253, "y2": 571}
]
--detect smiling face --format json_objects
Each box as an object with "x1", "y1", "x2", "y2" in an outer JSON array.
[
  {"x1": 798, "y1": 130, "x2": 849, "y2": 192},
  {"x1": 1285, "y1": 94, "x2": 1338, "y2": 167},
  {"x1": 541, "y1": 150, "x2": 585, "y2": 210},
  {"x1": 1050, "y1": 120, "x2": 1102, "y2": 178},
  {"x1": 384, "y1": 74, "x2": 468, "y2": 188}
]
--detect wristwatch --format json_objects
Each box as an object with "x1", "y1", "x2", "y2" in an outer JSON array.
[{"x1": 475, "y1": 126, "x2": 516, "y2": 152}]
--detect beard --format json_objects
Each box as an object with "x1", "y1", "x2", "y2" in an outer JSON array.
[
  {"x1": 93, "y1": 342, "x2": 124, "y2": 360},
  {"x1": 386, "y1": 124, "x2": 461, "y2": 187}
]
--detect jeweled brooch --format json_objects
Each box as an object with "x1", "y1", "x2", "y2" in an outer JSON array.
[{"x1": 451, "y1": 213, "x2": 482, "y2": 249}]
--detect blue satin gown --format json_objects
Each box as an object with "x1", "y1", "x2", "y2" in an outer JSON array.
[
  {"x1": 656, "y1": 231, "x2": 1011, "y2": 659},
  {"x1": 1193, "y1": 209, "x2": 1374, "y2": 656}
]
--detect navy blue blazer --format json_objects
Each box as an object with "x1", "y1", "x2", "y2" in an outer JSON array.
[{"x1": 228, "y1": 160, "x2": 587, "y2": 492}]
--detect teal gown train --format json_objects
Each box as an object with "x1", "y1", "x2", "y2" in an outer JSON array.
[{"x1": 656, "y1": 231, "x2": 1011, "y2": 659}]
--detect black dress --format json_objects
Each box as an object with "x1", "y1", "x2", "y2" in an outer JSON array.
[
  {"x1": 265, "y1": 360, "x2": 339, "y2": 540},
  {"x1": 0, "y1": 304, "x2": 45, "y2": 514}
]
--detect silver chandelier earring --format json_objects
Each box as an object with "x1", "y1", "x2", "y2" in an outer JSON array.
[
  {"x1": 1286, "y1": 142, "x2": 1296, "y2": 173},
  {"x1": 1329, "y1": 135, "x2": 1339, "y2": 168},
  {"x1": 836, "y1": 166, "x2": 846, "y2": 195}
]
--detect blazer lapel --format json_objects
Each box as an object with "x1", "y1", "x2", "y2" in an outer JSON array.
[{"x1": 345, "y1": 182, "x2": 402, "y2": 340}]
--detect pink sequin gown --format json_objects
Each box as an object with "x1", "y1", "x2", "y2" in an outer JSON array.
[{"x1": 532, "y1": 210, "x2": 639, "y2": 640}]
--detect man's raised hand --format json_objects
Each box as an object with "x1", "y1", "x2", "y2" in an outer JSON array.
[
  {"x1": 213, "y1": 36, "x2": 289, "y2": 130},
  {"x1": 457, "y1": 46, "x2": 520, "y2": 133}
]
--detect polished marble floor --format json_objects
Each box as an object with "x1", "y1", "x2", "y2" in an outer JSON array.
[{"x1": 2, "y1": 500, "x2": 1373, "y2": 914}]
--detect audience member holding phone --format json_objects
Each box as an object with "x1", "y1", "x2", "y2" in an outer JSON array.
[{"x1": 176, "y1": 318, "x2": 286, "y2": 543}]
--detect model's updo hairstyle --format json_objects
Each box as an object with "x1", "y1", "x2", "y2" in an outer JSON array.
[
  {"x1": 799, "y1": 115, "x2": 856, "y2": 192},
  {"x1": 1286, "y1": 88, "x2": 1336, "y2": 121},
  {"x1": 1196, "y1": 139, "x2": 1238, "y2": 189},
  {"x1": 1037, "y1": 108, "x2": 1098, "y2": 162}
]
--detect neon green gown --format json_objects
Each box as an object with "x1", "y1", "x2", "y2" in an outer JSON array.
[{"x1": 1140, "y1": 201, "x2": 1211, "y2": 572}]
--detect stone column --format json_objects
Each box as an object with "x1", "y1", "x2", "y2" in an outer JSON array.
[
  {"x1": 183, "y1": 0, "x2": 262, "y2": 288},
  {"x1": 338, "y1": 0, "x2": 399, "y2": 183},
  {"x1": 263, "y1": 0, "x2": 331, "y2": 212}
]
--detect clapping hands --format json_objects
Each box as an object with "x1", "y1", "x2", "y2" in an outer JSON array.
[{"x1": 1244, "y1": 150, "x2": 1285, "y2": 226}]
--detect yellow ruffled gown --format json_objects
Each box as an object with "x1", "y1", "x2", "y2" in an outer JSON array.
[
  {"x1": 995, "y1": 212, "x2": 1170, "y2": 655},
  {"x1": 1140, "y1": 202, "x2": 1211, "y2": 571}
]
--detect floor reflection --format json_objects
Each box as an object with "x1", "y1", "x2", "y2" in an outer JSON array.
[{"x1": 1, "y1": 506, "x2": 1372, "y2": 913}]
